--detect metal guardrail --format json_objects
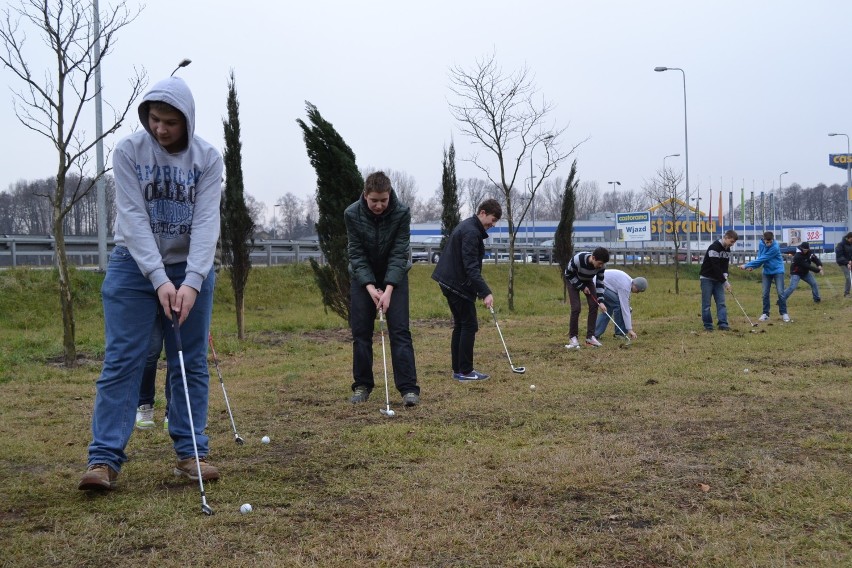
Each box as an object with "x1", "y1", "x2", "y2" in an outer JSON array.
[{"x1": 0, "y1": 236, "x2": 325, "y2": 268}]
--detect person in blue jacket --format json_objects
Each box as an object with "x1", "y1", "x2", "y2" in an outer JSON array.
[{"x1": 740, "y1": 231, "x2": 790, "y2": 322}]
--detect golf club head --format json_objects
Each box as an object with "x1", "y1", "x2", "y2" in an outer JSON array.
[
  {"x1": 512, "y1": 366, "x2": 526, "y2": 374},
  {"x1": 379, "y1": 408, "x2": 396, "y2": 417},
  {"x1": 201, "y1": 504, "x2": 214, "y2": 516},
  {"x1": 234, "y1": 434, "x2": 245, "y2": 445}
]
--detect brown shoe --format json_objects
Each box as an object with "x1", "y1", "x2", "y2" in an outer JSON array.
[
  {"x1": 78, "y1": 463, "x2": 118, "y2": 490},
  {"x1": 174, "y1": 457, "x2": 220, "y2": 481}
]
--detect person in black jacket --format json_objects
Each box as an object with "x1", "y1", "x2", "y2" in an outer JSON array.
[
  {"x1": 835, "y1": 231, "x2": 852, "y2": 297},
  {"x1": 344, "y1": 171, "x2": 420, "y2": 406},
  {"x1": 782, "y1": 242, "x2": 823, "y2": 303},
  {"x1": 699, "y1": 229, "x2": 738, "y2": 331},
  {"x1": 432, "y1": 199, "x2": 502, "y2": 382}
]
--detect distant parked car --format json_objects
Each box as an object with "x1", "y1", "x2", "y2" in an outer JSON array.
[
  {"x1": 534, "y1": 239, "x2": 555, "y2": 263},
  {"x1": 412, "y1": 236, "x2": 443, "y2": 263}
]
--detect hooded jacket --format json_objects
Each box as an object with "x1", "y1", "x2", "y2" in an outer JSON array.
[
  {"x1": 112, "y1": 77, "x2": 223, "y2": 292},
  {"x1": 790, "y1": 250, "x2": 822, "y2": 277},
  {"x1": 344, "y1": 190, "x2": 411, "y2": 287},
  {"x1": 743, "y1": 239, "x2": 784, "y2": 275},
  {"x1": 836, "y1": 237, "x2": 852, "y2": 266}
]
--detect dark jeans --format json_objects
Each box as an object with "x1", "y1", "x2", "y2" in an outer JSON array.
[
  {"x1": 137, "y1": 315, "x2": 170, "y2": 416},
  {"x1": 567, "y1": 284, "x2": 599, "y2": 339},
  {"x1": 350, "y1": 275, "x2": 419, "y2": 395},
  {"x1": 442, "y1": 288, "x2": 479, "y2": 374}
]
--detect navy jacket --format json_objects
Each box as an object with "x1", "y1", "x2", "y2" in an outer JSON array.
[
  {"x1": 431, "y1": 215, "x2": 491, "y2": 301},
  {"x1": 699, "y1": 239, "x2": 734, "y2": 282},
  {"x1": 344, "y1": 191, "x2": 411, "y2": 288},
  {"x1": 790, "y1": 251, "x2": 822, "y2": 277}
]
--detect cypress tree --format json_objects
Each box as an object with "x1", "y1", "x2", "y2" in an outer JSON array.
[
  {"x1": 221, "y1": 70, "x2": 255, "y2": 339},
  {"x1": 297, "y1": 102, "x2": 363, "y2": 320},
  {"x1": 554, "y1": 159, "x2": 578, "y2": 301},
  {"x1": 440, "y1": 142, "x2": 461, "y2": 248}
]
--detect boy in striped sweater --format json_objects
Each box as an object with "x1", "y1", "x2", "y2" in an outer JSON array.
[{"x1": 564, "y1": 247, "x2": 610, "y2": 348}]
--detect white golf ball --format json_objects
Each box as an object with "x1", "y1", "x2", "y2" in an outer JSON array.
[
  {"x1": 261, "y1": 436, "x2": 270, "y2": 444},
  {"x1": 530, "y1": 384, "x2": 536, "y2": 390},
  {"x1": 743, "y1": 368, "x2": 749, "y2": 373},
  {"x1": 386, "y1": 409, "x2": 395, "y2": 417},
  {"x1": 240, "y1": 503, "x2": 252, "y2": 514}
]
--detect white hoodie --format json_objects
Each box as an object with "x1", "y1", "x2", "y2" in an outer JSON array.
[{"x1": 112, "y1": 77, "x2": 223, "y2": 292}]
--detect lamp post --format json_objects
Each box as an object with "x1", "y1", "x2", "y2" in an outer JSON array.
[
  {"x1": 778, "y1": 171, "x2": 788, "y2": 233},
  {"x1": 655, "y1": 66, "x2": 691, "y2": 261},
  {"x1": 607, "y1": 180, "x2": 621, "y2": 209},
  {"x1": 663, "y1": 153, "x2": 680, "y2": 172},
  {"x1": 171, "y1": 58, "x2": 192, "y2": 77},
  {"x1": 828, "y1": 132, "x2": 852, "y2": 233},
  {"x1": 528, "y1": 134, "x2": 553, "y2": 246}
]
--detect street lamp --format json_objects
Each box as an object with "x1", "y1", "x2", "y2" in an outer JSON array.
[
  {"x1": 778, "y1": 171, "x2": 788, "y2": 233},
  {"x1": 529, "y1": 134, "x2": 554, "y2": 246},
  {"x1": 663, "y1": 153, "x2": 680, "y2": 172},
  {"x1": 828, "y1": 132, "x2": 852, "y2": 233},
  {"x1": 655, "y1": 66, "x2": 691, "y2": 261},
  {"x1": 171, "y1": 58, "x2": 192, "y2": 77}
]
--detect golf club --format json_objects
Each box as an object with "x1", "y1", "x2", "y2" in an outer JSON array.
[
  {"x1": 727, "y1": 287, "x2": 758, "y2": 329},
  {"x1": 208, "y1": 333, "x2": 244, "y2": 445},
  {"x1": 489, "y1": 306, "x2": 526, "y2": 374},
  {"x1": 377, "y1": 309, "x2": 395, "y2": 417},
  {"x1": 597, "y1": 303, "x2": 631, "y2": 346},
  {"x1": 821, "y1": 271, "x2": 839, "y2": 298},
  {"x1": 171, "y1": 311, "x2": 214, "y2": 516}
]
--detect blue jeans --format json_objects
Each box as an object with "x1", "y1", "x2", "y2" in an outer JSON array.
[
  {"x1": 761, "y1": 272, "x2": 787, "y2": 316},
  {"x1": 441, "y1": 288, "x2": 480, "y2": 375},
  {"x1": 783, "y1": 273, "x2": 820, "y2": 302},
  {"x1": 87, "y1": 246, "x2": 215, "y2": 471},
  {"x1": 701, "y1": 278, "x2": 728, "y2": 330},
  {"x1": 349, "y1": 275, "x2": 419, "y2": 395},
  {"x1": 137, "y1": 316, "x2": 170, "y2": 414},
  {"x1": 595, "y1": 288, "x2": 627, "y2": 337}
]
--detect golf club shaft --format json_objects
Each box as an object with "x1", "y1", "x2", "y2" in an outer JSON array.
[
  {"x1": 171, "y1": 311, "x2": 212, "y2": 515},
  {"x1": 208, "y1": 333, "x2": 242, "y2": 441},
  {"x1": 600, "y1": 304, "x2": 630, "y2": 341},
  {"x1": 727, "y1": 288, "x2": 756, "y2": 326},
  {"x1": 378, "y1": 309, "x2": 391, "y2": 410},
  {"x1": 490, "y1": 307, "x2": 519, "y2": 369}
]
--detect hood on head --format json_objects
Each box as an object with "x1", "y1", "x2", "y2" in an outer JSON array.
[{"x1": 138, "y1": 76, "x2": 196, "y2": 145}]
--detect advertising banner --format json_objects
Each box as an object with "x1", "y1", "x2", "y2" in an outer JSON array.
[
  {"x1": 616, "y1": 211, "x2": 651, "y2": 242},
  {"x1": 783, "y1": 227, "x2": 824, "y2": 246}
]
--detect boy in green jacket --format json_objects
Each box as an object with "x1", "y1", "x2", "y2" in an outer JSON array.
[{"x1": 344, "y1": 172, "x2": 420, "y2": 407}]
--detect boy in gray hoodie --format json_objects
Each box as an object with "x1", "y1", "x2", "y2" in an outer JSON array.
[{"x1": 79, "y1": 77, "x2": 223, "y2": 491}]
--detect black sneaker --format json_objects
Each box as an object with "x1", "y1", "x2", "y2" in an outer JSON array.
[
  {"x1": 402, "y1": 392, "x2": 420, "y2": 407},
  {"x1": 456, "y1": 370, "x2": 489, "y2": 382},
  {"x1": 349, "y1": 386, "x2": 370, "y2": 403}
]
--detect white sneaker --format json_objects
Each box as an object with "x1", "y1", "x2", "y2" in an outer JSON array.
[
  {"x1": 565, "y1": 336, "x2": 581, "y2": 350},
  {"x1": 782, "y1": 314, "x2": 791, "y2": 322},
  {"x1": 758, "y1": 314, "x2": 770, "y2": 322},
  {"x1": 585, "y1": 336, "x2": 603, "y2": 347},
  {"x1": 135, "y1": 404, "x2": 155, "y2": 430}
]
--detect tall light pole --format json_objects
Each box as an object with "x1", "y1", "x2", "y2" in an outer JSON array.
[
  {"x1": 663, "y1": 153, "x2": 680, "y2": 172},
  {"x1": 655, "y1": 66, "x2": 691, "y2": 261},
  {"x1": 828, "y1": 132, "x2": 852, "y2": 233},
  {"x1": 778, "y1": 171, "x2": 788, "y2": 233},
  {"x1": 529, "y1": 134, "x2": 553, "y2": 246},
  {"x1": 94, "y1": 0, "x2": 106, "y2": 270},
  {"x1": 171, "y1": 58, "x2": 192, "y2": 77}
]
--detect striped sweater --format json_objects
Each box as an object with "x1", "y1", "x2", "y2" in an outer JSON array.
[{"x1": 564, "y1": 252, "x2": 605, "y2": 299}]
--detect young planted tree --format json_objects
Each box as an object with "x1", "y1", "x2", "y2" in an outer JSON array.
[
  {"x1": 440, "y1": 142, "x2": 461, "y2": 248},
  {"x1": 554, "y1": 160, "x2": 578, "y2": 302},
  {"x1": 297, "y1": 102, "x2": 362, "y2": 320},
  {"x1": 644, "y1": 167, "x2": 687, "y2": 293},
  {"x1": 221, "y1": 71, "x2": 255, "y2": 339},
  {"x1": 0, "y1": 0, "x2": 146, "y2": 366},
  {"x1": 448, "y1": 51, "x2": 583, "y2": 309}
]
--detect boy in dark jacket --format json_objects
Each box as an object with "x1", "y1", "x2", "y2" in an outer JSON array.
[
  {"x1": 563, "y1": 247, "x2": 610, "y2": 349},
  {"x1": 782, "y1": 242, "x2": 823, "y2": 303},
  {"x1": 700, "y1": 229, "x2": 738, "y2": 331},
  {"x1": 835, "y1": 232, "x2": 852, "y2": 297},
  {"x1": 344, "y1": 172, "x2": 420, "y2": 406},
  {"x1": 432, "y1": 199, "x2": 502, "y2": 381}
]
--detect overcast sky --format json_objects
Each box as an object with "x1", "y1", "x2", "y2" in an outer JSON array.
[{"x1": 2, "y1": 0, "x2": 851, "y2": 221}]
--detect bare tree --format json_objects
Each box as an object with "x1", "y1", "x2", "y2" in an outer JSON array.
[
  {"x1": 0, "y1": 0, "x2": 146, "y2": 365},
  {"x1": 644, "y1": 167, "x2": 687, "y2": 293},
  {"x1": 449, "y1": 52, "x2": 583, "y2": 309},
  {"x1": 275, "y1": 192, "x2": 303, "y2": 239},
  {"x1": 243, "y1": 193, "x2": 267, "y2": 234},
  {"x1": 574, "y1": 180, "x2": 601, "y2": 220},
  {"x1": 459, "y1": 177, "x2": 495, "y2": 217}
]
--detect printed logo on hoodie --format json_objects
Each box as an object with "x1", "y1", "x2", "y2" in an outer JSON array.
[{"x1": 136, "y1": 163, "x2": 202, "y2": 238}]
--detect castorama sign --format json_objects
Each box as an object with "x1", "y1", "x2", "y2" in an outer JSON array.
[{"x1": 829, "y1": 154, "x2": 852, "y2": 169}]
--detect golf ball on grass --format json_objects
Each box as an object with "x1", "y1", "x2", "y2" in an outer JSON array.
[
  {"x1": 240, "y1": 503, "x2": 253, "y2": 514},
  {"x1": 529, "y1": 385, "x2": 536, "y2": 390},
  {"x1": 261, "y1": 435, "x2": 270, "y2": 444}
]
